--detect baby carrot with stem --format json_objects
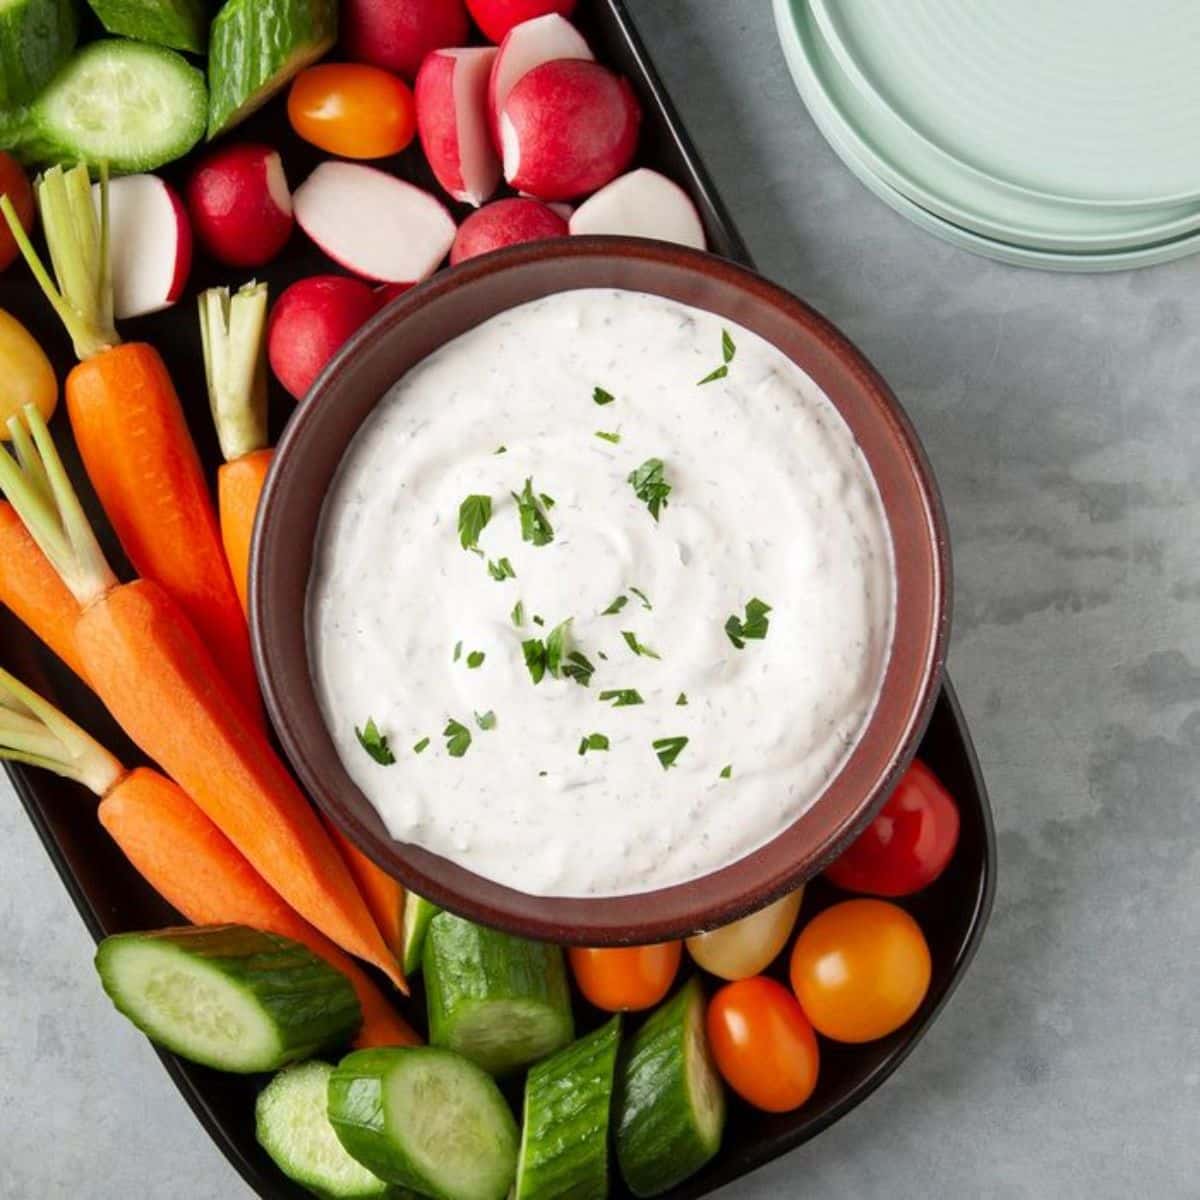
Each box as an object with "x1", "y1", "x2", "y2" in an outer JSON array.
[
  {"x1": 0, "y1": 404, "x2": 406, "y2": 991},
  {"x1": 0, "y1": 665, "x2": 416, "y2": 1048},
  {"x1": 0, "y1": 164, "x2": 260, "y2": 720},
  {"x1": 199, "y1": 282, "x2": 408, "y2": 954}
]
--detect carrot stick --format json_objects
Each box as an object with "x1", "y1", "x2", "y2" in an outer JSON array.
[
  {"x1": 98, "y1": 768, "x2": 418, "y2": 1048},
  {"x1": 0, "y1": 502, "x2": 86, "y2": 680},
  {"x1": 325, "y1": 820, "x2": 406, "y2": 956},
  {"x1": 0, "y1": 406, "x2": 406, "y2": 992},
  {"x1": 218, "y1": 448, "x2": 273, "y2": 616}
]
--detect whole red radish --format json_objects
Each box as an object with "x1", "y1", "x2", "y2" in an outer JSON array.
[
  {"x1": 416, "y1": 47, "x2": 500, "y2": 206},
  {"x1": 0, "y1": 151, "x2": 33, "y2": 272},
  {"x1": 342, "y1": 0, "x2": 470, "y2": 80},
  {"x1": 268, "y1": 276, "x2": 380, "y2": 401},
  {"x1": 187, "y1": 144, "x2": 294, "y2": 269},
  {"x1": 451, "y1": 197, "x2": 566, "y2": 264},
  {"x1": 468, "y1": 0, "x2": 576, "y2": 44},
  {"x1": 501, "y1": 59, "x2": 641, "y2": 200}
]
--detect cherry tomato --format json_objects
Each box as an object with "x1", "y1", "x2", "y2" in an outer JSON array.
[
  {"x1": 568, "y1": 942, "x2": 681, "y2": 1012},
  {"x1": 707, "y1": 977, "x2": 819, "y2": 1113},
  {"x1": 288, "y1": 64, "x2": 416, "y2": 159},
  {"x1": 0, "y1": 309, "x2": 56, "y2": 434},
  {"x1": 686, "y1": 887, "x2": 804, "y2": 981},
  {"x1": 789, "y1": 899, "x2": 931, "y2": 1043},
  {"x1": 825, "y1": 760, "x2": 960, "y2": 897},
  {"x1": 0, "y1": 151, "x2": 34, "y2": 272}
]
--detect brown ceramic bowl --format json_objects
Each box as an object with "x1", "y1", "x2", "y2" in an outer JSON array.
[{"x1": 250, "y1": 237, "x2": 950, "y2": 945}]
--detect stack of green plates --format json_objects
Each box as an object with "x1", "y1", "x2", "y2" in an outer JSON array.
[{"x1": 774, "y1": 0, "x2": 1200, "y2": 271}]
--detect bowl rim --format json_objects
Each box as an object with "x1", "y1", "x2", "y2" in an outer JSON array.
[{"x1": 251, "y1": 236, "x2": 952, "y2": 944}]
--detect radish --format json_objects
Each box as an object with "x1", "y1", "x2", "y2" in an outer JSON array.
[
  {"x1": 467, "y1": 0, "x2": 576, "y2": 44},
  {"x1": 186, "y1": 143, "x2": 294, "y2": 269},
  {"x1": 90, "y1": 175, "x2": 191, "y2": 320},
  {"x1": 487, "y1": 14, "x2": 593, "y2": 145},
  {"x1": 450, "y1": 197, "x2": 567, "y2": 264},
  {"x1": 268, "y1": 275, "x2": 382, "y2": 400},
  {"x1": 374, "y1": 281, "x2": 414, "y2": 306},
  {"x1": 569, "y1": 168, "x2": 706, "y2": 249},
  {"x1": 501, "y1": 59, "x2": 641, "y2": 200},
  {"x1": 293, "y1": 162, "x2": 457, "y2": 284},
  {"x1": 416, "y1": 47, "x2": 501, "y2": 207},
  {"x1": 342, "y1": 0, "x2": 470, "y2": 80}
]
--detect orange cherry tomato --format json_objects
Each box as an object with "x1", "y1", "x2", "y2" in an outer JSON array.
[
  {"x1": 789, "y1": 899, "x2": 931, "y2": 1043},
  {"x1": 706, "y1": 977, "x2": 819, "y2": 1113},
  {"x1": 568, "y1": 942, "x2": 682, "y2": 1012},
  {"x1": 288, "y1": 64, "x2": 416, "y2": 159},
  {"x1": 0, "y1": 151, "x2": 35, "y2": 272}
]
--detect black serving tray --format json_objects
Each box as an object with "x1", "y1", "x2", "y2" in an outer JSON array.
[{"x1": 0, "y1": 1, "x2": 995, "y2": 1195}]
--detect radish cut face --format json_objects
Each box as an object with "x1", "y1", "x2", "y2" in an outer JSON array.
[
  {"x1": 293, "y1": 162, "x2": 457, "y2": 283},
  {"x1": 569, "y1": 169, "x2": 706, "y2": 249},
  {"x1": 487, "y1": 14, "x2": 593, "y2": 146},
  {"x1": 92, "y1": 175, "x2": 192, "y2": 320}
]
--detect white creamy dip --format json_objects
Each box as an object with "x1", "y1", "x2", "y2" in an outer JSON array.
[{"x1": 308, "y1": 289, "x2": 895, "y2": 898}]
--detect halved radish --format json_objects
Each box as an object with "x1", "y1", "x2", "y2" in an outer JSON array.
[
  {"x1": 91, "y1": 175, "x2": 192, "y2": 320},
  {"x1": 293, "y1": 162, "x2": 456, "y2": 284},
  {"x1": 467, "y1": 0, "x2": 576, "y2": 44},
  {"x1": 487, "y1": 13, "x2": 593, "y2": 146},
  {"x1": 451, "y1": 197, "x2": 567, "y2": 264},
  {"x1": 342, "y1": 0, "x2": 470, "y2": 80},
  {"x1": 501, "y1": 59, "x2": 640, "y2": 200},
  {"x1": 416, "y1": 47, "x2": 500, "y2": 207},
  {"x1": 569, "y1": 168, "x2": 706, "y2": 249}
]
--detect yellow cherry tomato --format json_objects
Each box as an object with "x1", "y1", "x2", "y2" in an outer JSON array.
[
  {"x1": 288, "y1": 63, "x2": 417, "y2": 159},
  {"x1": 789, "y1": 899, "x2": 931, "y2": 1043},
  {"x1": 0, "y1": 310, "x2": 56, "y2": 435},
  {"x1": 686, "y1": 887, "x2": 805, "y2": 981}
]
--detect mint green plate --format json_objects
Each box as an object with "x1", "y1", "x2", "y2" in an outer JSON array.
[{"x1": 774, "y1": 0, "x2": 1200, "y2": 271}]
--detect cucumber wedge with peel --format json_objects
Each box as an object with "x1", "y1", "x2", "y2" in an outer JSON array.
[
  {"x1": 615, "y1": 979, "x2": 726, "y2": 1198},
  {"x1": 86, "y1": 0, "x2": 208, "y2": 54},
  {"x1": 400, "y1": 890, "x2": 439, "y2": 978},
  {"x1": 95, "y1": 925, "x2": 361, "y2": 1073},
  {"x1": 328, "y1": 1046, "x2": 519, "y2": 1200},
  {"x1": 0, "y1": 0, "x2": 77, "y2": 108}
]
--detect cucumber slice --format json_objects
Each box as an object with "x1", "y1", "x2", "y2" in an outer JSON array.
[
  {"x1": 329, "y1": 1047, "x2": 519, "y2": 1200},
  {"x1": 86, "y1": 0, "x2": 208, "y2": 55},
  {"x1": 95, "y1": 925, "x2": 361, "y2": 1073},
  {"x1": 515, "y1": 1016, "x2": 622, "y2": 1200},
  {"x1": 615, "y1": 979, "x2": 726, "y2": 1198},
  {"x1": 400, "y1": 891, "x2": 439, "y2": 978},
  {"x1": 25, "y1": 39, "x2": 206, "y2": 171},
  {"x1": 257, "y1": 1061, "x2": 400, "y2": 1200},
  {"x1": 0, "y1": 0, "x2": 77, "y2": 108},
  {"x1": 423, "y1": 913, "x2": 573, "y2": 1076},
  {"x1": 206, "y1": 0, "x2": 335, "y2": 139}
]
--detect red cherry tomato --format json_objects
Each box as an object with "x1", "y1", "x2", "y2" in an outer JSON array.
[
  {"x1": 568, "y1": 942, "x2": 681, "y2": 1012},
  {"x1": 706, "y1": 977, "x2": 819, "y2": 1113},
  {"x1": 789, "y1": 899, "x2": 931, "y2": 1043},
  {"x1": 288, "y1": 63, "x2": 416, "y2": 159},
  {"x1": 825, "y1": 760, "x2": 960, "y2": 897},
  {"x1": 0, "y1": 151, "x2": 34, "y2": 272}
]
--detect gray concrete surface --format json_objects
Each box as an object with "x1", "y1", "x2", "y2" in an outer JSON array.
[{"x1": 3, "y1": 3, "x2": 1199, "y2": 1196}]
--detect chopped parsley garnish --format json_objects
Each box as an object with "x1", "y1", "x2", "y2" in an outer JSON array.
[
  {"x1": 522, "y1": 637, "x2": 548, "y2": 684},
  {"x1": 533, "y1": 614, "x2": 545, "y2": 627},
  {"x1": 676, "y1": 692, "x2": 688, "y2": 706},
  {"x1": 453, "y1": 641, "x2": 463, "y2": 662},
  {"x1": 593, "y1": 386, "x2": 615, "y2": 406},
  {"x1": 355, "y1": 719, "x2": 395, "y2": 765},
  {"x1": 621, "y1": 630, "x2": 660, "y2": 660},
  {"x1": 513, "y1": 477, "x2": 555, "y2": 546},
  {"x1": 578, "y1": 732, "x2": 610, "y2": 755},
  {"x1": 720, "y1": 764, "x2": 732, "y2": 779},
  {"x1": 522, "y1": 620, "x2": 590, "y2": 687},
  {"x1": 458, "y1": 494, "x2": 492, "y2": 551},
  {"x1": 602, "y1": 595, "x2": 628, "y2": 615},
  {"x1": 475, "y1": 710, "x2": 497, "y2": 731},
  {"x1": 599, "y1": 688, "x2": 644, "y2": 707},
  {"x1": 595, "y1": 430, "x2": 621, "y2": 444},
  {"x1": 653, "y1": 736, "x2": 689, "y2": 770},
  {"x1": 466, "y1": 650, "x2": 485, "y2": 669},
  {"x1": 629, "y1": 586, "x2": 652, "y2": 610},
  {"x1": 511, "y1": 600, "x2": 524, "y2": 627},
  {"x1": 725, "y1": 598, "x2": 772, "y2": 649},
  {"x1": 562, "y1": 651, "x2": 595, "y2": 687},
  {"x1": 443, "y1": 718, "x2": 472, "y2": 757},
  {"x1": 597, "y1": 650, "x2": 609, "y2": 661},
  {"x1": 540, "y1": 492, "x2": 556, "y2": 510},
  {"x1": 494, "y1": 445, "x2": 507, "y2": 454},
  {"x1": 545, "y1": 619, "x2": 571, "y2": 676},
  {"x1": 628, "y1": 457, "x2": 671, "y2": 521},
  {"x1": 413, "y1": 737, "x2": 430, "y2": 754},
  {"x1": 697, "y1": 328, "x2": 737, "y2": 385},
  {"x1": 487, "y1": 556, "x2": 516, "y2": 581}
]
